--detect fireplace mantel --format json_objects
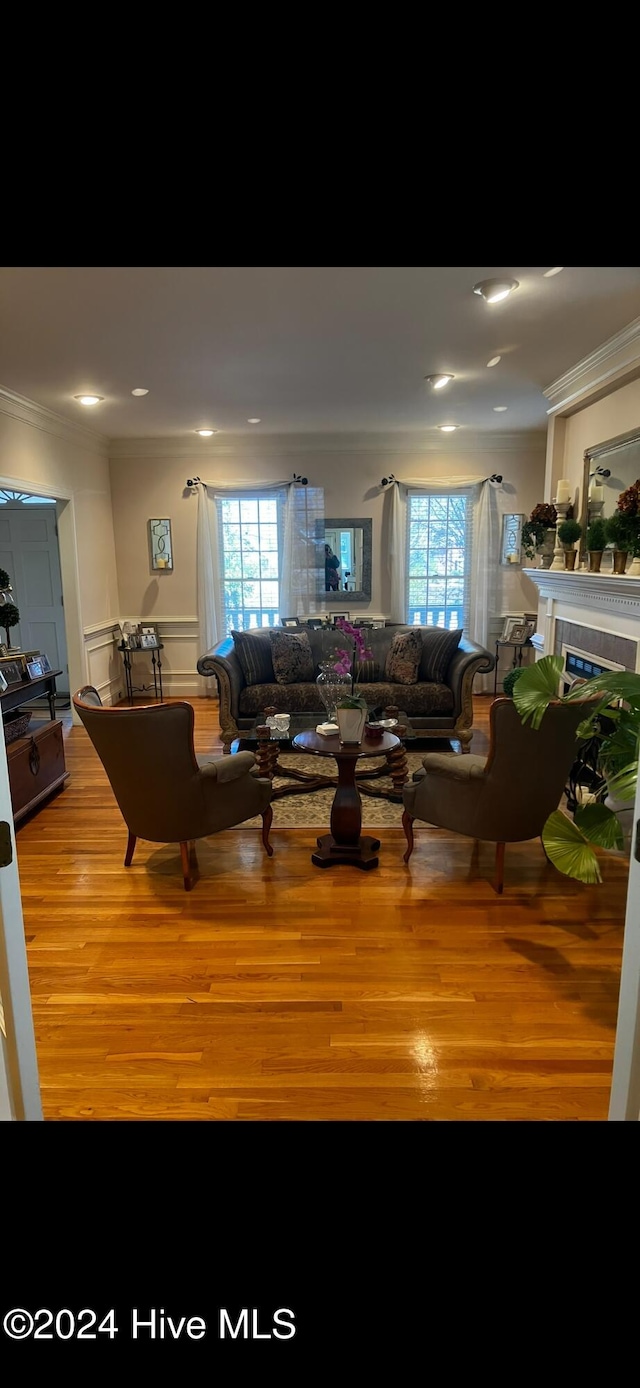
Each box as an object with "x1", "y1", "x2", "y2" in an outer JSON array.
[
  {"x1": 523, "y1": 569, "x2": 640, "y2": 617},
  {"x1": 523, "y1": 568, "x2": 640, "y2": 673}
]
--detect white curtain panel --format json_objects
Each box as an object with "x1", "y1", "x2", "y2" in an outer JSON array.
[
  {"x1": 281, "y1": 484, "x2": 325, "y2": 617},
  {"x1": 386, "y1": 475, "x2": 501, "y2": 692},
  {"x1": 196, "y1": 484, "x2": 221, "y2": 685}
]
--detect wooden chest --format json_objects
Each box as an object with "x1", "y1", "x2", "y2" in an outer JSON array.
[{"x1": 7, "y1": 719, "x2": 69, "y2": 822}]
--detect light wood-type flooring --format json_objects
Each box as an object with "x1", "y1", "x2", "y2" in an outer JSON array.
[{"x1": 15, "y1": 696, "x2": 627, "y2": 1120}]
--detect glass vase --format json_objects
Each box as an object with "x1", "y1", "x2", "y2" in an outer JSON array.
[{"x1": 316, "y1": 663, "x2": 351, "y2": 721}]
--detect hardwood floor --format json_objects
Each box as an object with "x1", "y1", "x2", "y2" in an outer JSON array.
[{"x1": 15, "y1": 696, "x2": 627, "y2": 1120}]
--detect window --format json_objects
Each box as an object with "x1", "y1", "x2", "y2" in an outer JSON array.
[
  {"x1": 217, "y1": 492, "x2": 284, "y2": 634},
  {"x1": 0, "y1": 490, "x2": 56, "y2": 504},
  {"x1": 406, "y1": 490, "x2": 471, "y2": 630}
]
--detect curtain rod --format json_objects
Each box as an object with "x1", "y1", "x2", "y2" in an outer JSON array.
[
  {"x1": 379, "y1": 472, "x2": 504, "y2": 487},
  {"x1": 186, "y1": 472, "x2": 309, "y2": 489}
]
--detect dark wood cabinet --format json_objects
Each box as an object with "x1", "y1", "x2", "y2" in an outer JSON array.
[{"x1": 7, "y1": 720, "x2": 69, "y2": 822}]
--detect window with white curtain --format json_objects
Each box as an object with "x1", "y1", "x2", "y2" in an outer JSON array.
[
  {"x1": 217, "y1": 491, "x2": 285, "y2": 632},
  {"x1": 406, "y1": 490, "x2": 472, "y2": 630}
]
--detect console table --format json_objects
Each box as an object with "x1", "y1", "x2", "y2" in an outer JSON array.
[
  {"x1": 1, "y1": 669, "x2": 69, "y2": 822},
  {"x1": 1, "y1": 668, "x2": 62, "y2": 722}
]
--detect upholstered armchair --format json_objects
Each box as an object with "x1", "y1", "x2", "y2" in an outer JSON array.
[
  {"x1": 73, "y1": 688, "x2": 274, "y2": 890},
  {"x1": 402, "y1": 696, "x2": 590, "y2": 893}
]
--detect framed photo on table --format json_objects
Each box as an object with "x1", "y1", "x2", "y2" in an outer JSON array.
[
  {"x1": 140, "y1": 633, "x2": 159, "y2": 649},
  {"x1": 0, "y1": 658, "x2": 25, "y2": 686},
  {"x1": 330, "y1": 611, "x2": 351, "y2": 623},
  {"x1": 501, "y1": 615, "x2": 525, "y2": 643},
  {"x1": 26, "y1": 657, "x2": 45, "y2": 679},
  {"x1": 281, "y1": 617, "x2": 299, "y2": 628}
]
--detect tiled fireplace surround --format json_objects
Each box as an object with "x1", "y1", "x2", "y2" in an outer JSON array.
[{"x1": 523, "y1": 570, "x2": 640, "y2": 677}]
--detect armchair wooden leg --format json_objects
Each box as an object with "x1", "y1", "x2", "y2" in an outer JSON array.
[
  {"x1": 180, "y1": 840, "x2": 194, "y2": 891},
  {"x1": 261, "y1": 805, "x2": 274, "y2": 857},
  {"x1": 124, "y1": 832, "x2": 137, "y2": 867},
  {"x1": 402, "y1": 810, "x2": 415, "y2": 864},
  {"x1": 189, "y1": 841, "x2": 199, "y2": 870},
  {"x1": 494, "y1": 841, "x2": 505, "y2": 895}
]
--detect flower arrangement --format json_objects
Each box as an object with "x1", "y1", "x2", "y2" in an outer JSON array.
[
  {"x1": 617, "y1": 478, "x2": 640, "y2": 516},
  {"x1": 333, "y1": 618, "x2": 372, "y2": 709},
  {"x1": 521, "y1": 502, "x2": 558, "y2": 560}
]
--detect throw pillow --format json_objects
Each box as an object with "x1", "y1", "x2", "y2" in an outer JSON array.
[
  {"x1": 357, "y1": 659, "x2": 381, "y2": 683},
  {"x1": 232, "y1": 630, "x2": 274, "y2": 687},
  {"x1": 384, "y1": 629, "x2": 422, "y2": 685},
  {"x1": 419, "y1": 628, "x2": 462, "y2": 683},
  {"x1": 270, "y1": 629, "x2": 314, "y2": 684}
]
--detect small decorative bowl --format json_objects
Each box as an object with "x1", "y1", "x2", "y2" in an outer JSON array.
[{"x1": 365, "y1": 722, "x2": 384, "y2": 740}]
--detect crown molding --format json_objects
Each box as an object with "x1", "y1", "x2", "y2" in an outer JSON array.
[
  {"x1": 108, "y1": 429, "x2": 546, "y2": 459},
  {"x1": 543, "y1": 317, "x2": 640, "y2": 415},
  {"x1": 0, "y1": 385, "x2": 109, "y2": 456}
]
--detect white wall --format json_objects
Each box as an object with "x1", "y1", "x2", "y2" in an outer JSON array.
[
  {"x1": 109, "y1": 432, "x2": 546, "y2": 692},
  {"x1": 0, "y1": 391, "x2": 122, "y2": 705}
]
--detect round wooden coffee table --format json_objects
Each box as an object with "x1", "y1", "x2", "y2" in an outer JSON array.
[{"x1": 292, "y1": 729, "x2": 400, "y2": 871}]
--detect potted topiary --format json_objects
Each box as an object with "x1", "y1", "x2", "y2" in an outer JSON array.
[
  {"x1": 502, "y1": 666, "x2": 525, "y2": 698},
  {"x1": 605, "y1": 510, "x2": 638, "y2": 574},
  {"x1": 521, "y1": 503, "x2": 557, "y2": 569},
  {"x1": 586, "y1": 517, "x2": 607, "y2": 572},
  {"x1": 557, "y1": 517, "x2": 582, "y2": 569}
]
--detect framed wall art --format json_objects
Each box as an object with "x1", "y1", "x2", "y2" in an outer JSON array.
[
  {"x1": 148, "y1": 519, "x2": 173, "y2": 571},
  {"x1": 501, "y1": 513, "x2": 525, "y2": 565}
]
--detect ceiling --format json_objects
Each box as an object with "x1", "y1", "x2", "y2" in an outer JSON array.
[{"x1": 1, "y1": 266, "x2": 640, "y2": 439}]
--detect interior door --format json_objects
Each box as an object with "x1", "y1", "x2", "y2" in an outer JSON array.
[{"x1": 0, "y1": 505, "x2": 69, "y2": 692}]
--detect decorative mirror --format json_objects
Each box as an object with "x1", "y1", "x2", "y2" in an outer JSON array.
[
  {"x1": 317, "y1": 518, "x2": 372, "y2": 603},
  {"x1": 580, "y1": 428, "x2": 640, "y2": 556},
  {"x1": 148, "y1": 518, "x2": 173, "y2": 571}
]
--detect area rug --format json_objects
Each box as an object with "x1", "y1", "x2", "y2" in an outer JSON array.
[{"x1": 233, "y1": 748, "x2": 452, "y2": 829}]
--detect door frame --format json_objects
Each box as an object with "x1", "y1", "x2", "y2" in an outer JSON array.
[{"x1": 0, "y1": 474, "x2": 86, "y2": 723}]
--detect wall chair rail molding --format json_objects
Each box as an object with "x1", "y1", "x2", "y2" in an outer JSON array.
[
  {"x1": 543, "y1": 317, "x2": 640, "y2": 416},
  {"x1": 0, "y1": 385, "x2": 109, "y2": 456}
]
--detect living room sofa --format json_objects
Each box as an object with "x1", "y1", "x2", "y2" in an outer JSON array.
[{"x1": 197, "y1": 624, "x2": 495, "y2": 751}]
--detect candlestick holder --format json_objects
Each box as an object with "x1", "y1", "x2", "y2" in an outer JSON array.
[
  {"x1": 588, "y1": 498, "x2": 604, "y2": 519},
  {"x1": 550, "y1": 499, "x2": 570, "y2": 571}
]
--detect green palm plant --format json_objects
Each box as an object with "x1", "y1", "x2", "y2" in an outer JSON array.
[{"x1": 512, "y1": 655, "x2": 640, "y2": 883}]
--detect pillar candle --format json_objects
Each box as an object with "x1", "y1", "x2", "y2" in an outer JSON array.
[
  {"x1": 555, "y1": 479, "x2": 572, "y2": 503},
  {"x1": 589, "y1": 481, "x2": 604, "y2": 502}
]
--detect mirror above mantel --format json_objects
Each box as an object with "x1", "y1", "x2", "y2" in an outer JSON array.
[
  {"x1": 317, "y1": 517, "x2": 372, "y2": 603},
  {"x1": 581, "y1": 427, "x2": 640, "y2": 560}
]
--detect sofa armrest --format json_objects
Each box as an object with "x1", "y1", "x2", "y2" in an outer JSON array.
[
  {"x1": 199, "y1": 750, "x2": 257, "y2": 783},
  {"x1": 444, "y1": 638, "x2": 495, "y2": 750},
  {"x1": 197, "y1": 637, "x2": 245, "y2": 747}
]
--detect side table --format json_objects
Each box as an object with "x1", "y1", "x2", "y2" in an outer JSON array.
[
  {"x1": 118, "y1": 642, "x2": 164, "y2": 704},
  {"x1": 292, "y1": 728, "x2": 400, "y2": 870}
]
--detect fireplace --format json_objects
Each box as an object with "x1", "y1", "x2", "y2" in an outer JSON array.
[{"x1": 560, "y1": 642, "x2": 625, "y2": 693}]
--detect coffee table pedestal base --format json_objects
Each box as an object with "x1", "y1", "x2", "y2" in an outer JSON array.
[{"x1": 312, "y1": 833, "x2": 381, "y2": 871}]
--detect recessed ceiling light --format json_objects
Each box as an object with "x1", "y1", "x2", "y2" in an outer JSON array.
[
  {"x1": 487, "y1": 356, "x2": 501, "y2": 368},
  {"x1": 439, "y1": 425, "x2": 457, "y2": 432},
  {"x1": 247, "y1": 417, "x2": 261, "y2": 424},
  {"x1": 473, "y1": 278, "x2": 519, "y2": 304},
  {"x1": 74, "y1": 394, "x2": 103, "y2": 406},
  {"x1": 195, "y1": 429, "x2": 218, "y2": 437},
  {"x1": 493, "y1": 406, "x2": 508, "y2": 412},
  {"x1": 425, "y1": 373, "x2": 454, "y2": 389},
  {"x1": 131, "y1": 387, "x2": 149, "y2": 396},
  {"x1": 543, "y1": 267, "x2": 564, "y2": 277}
]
